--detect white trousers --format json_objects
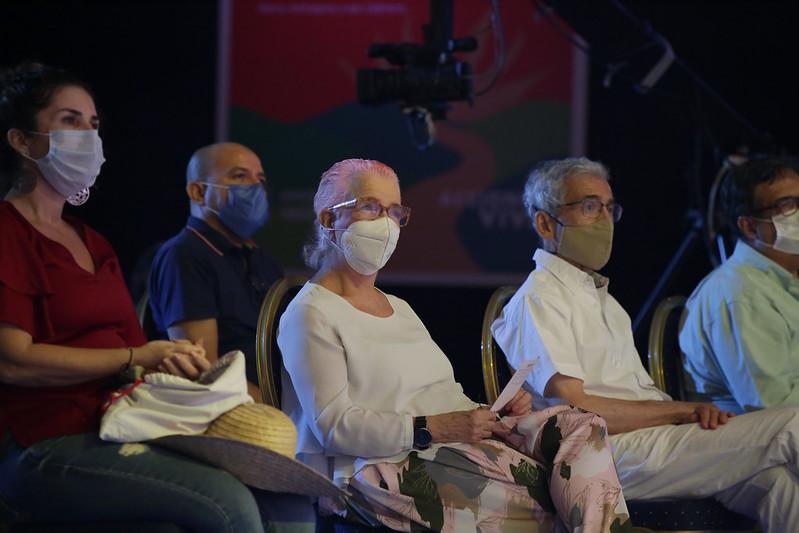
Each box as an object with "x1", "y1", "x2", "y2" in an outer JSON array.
[{"x1": 610, "y1": 405, "x2": 799, "y2": 532}]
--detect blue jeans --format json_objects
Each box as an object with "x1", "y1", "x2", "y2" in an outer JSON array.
[{"x1": 0, "y1": 432, "x2": 315, "y2": 533}]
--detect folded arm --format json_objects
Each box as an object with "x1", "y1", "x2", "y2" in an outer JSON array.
[{"x1": 0, "y1": 323, "x2": 207, "y2": 387}]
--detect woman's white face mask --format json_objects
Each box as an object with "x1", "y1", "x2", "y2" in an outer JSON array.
[
  {"x1": 22, "y1": 129, "x2": 105, "y2": 202},
  {"x1": 325, "y1": 217, "x2": 401, "y2": 275}
]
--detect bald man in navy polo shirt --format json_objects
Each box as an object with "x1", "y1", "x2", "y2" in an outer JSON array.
[{"x1": 149, "y1": 143, "x2": 282, "y2": 401}]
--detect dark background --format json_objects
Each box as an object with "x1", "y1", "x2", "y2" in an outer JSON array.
[{"x1": 2, "y1": 0, "x2": 797, "y2": 401}]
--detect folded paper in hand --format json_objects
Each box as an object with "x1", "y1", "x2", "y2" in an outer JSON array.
[{"x1": 490, "y1": 359, "x2": 536, "y2": 412}]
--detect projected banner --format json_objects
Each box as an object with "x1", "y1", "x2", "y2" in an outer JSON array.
[{"x1": 218, "y1": 0, "x2": 586, "y2": 284}]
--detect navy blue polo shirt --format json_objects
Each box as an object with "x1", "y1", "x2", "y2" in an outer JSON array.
[{"x1": 148, "y1": 216, "x2": 283, "y2": 383}]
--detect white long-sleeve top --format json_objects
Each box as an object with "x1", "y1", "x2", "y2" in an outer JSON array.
[{"x1": 278, "y1": 282, "x2": 477, "y2": 484}]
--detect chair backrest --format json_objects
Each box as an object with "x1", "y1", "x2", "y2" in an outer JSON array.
[
  {"x1": 255, "y1": 275, "x2": 308, "y2": 407},
  {"x1": 481, "y1": 285, "x2": 519, "y2": 405},
  {"x1": 135, "y1": 290, "x2": 159, "y2": 340},
  {"x1": 647, "y1": 295, "x2": 693, "y2": 400}
]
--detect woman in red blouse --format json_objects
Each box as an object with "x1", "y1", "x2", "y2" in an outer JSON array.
[{"x1": 0, "y1": 63, "x2": 312, "y2": 532}]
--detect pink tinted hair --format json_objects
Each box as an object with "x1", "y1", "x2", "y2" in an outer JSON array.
[{"x1": 304, "y1": 159, "x2": 399, "y2": 269}]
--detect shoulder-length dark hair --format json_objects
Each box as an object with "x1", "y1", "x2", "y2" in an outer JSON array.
[{"x1": 0, "y1": 61, "x2": 93, "y2": 196}]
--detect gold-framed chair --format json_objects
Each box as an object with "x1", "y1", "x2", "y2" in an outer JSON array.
[
  {"x1": 255, "y1": 275, "x2": 308, "y2": 407},
  {"x1": 646, "y1": 295, "x2": 706, "y2": 403},
  {"x1": 647, "y1": 295, "x2": 690, "y2": 399},
  {"x1": 135, "y1": 290, "x2": 149, "y2": 328},
  {"x1": 480, "y1": 286, "x2": 759, "y2": 532},
  {"x1": 480, "y1": 285, "x2": 518, "y2": 405},
  {"x1": 134, "y1": 289, "x2": 158, "y2": 340}
]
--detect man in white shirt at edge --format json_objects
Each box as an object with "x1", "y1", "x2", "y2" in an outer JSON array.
[{"x1": 491, "y1": 157, "x2": 799, "y2": 531}]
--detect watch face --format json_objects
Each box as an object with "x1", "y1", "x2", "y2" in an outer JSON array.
[{"x1": 414, "y1": 427, "x2": 433, "y2": 448}]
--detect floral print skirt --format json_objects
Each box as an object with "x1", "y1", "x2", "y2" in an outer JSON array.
[{"x1": 344, "y1": 406, "x2": 632, "y2": 532}]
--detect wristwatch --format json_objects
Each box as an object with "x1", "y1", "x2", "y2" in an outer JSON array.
[{"x1": 413, "y1": 416, "x2": 432, "y2": 450}]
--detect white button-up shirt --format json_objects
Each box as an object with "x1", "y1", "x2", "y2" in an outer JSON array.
[{"x1": 492, "y1": 249, "x2": 670, "y2": 409}]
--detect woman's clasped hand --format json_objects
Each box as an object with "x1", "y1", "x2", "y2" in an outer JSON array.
[{"x1": 134, "y1": 339, "x2": 210, "y2": 379}]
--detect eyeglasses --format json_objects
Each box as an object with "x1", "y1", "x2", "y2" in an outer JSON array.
[
  {"x1": 328, "y1": 197, "x2": 411, "y2": 227},
  {"x1": 751, "y1": 196, "x2": 799, "y2": 218},
  {"x1": 558, "y1": 197, "x2": 623, "y2": 222}
]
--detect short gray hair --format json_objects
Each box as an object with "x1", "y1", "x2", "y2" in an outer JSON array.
[{"x1": 523, "y1": 157, "x2": 609, "y2": 222}]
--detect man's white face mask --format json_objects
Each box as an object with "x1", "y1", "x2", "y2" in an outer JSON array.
[{"x1": 755, "y1": 210, "x2": 799, "y2": 255}]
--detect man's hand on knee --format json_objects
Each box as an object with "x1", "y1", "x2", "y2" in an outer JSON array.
[{"x1": 684, "y1": 403, "x2": 736, "y2": 429}]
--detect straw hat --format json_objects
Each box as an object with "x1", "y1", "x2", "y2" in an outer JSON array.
[{"x1": 154, "y1": 403, "x2": 344, "y2": 498}]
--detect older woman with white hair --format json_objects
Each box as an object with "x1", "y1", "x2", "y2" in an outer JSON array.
[{"x1": 278, "y1": 159, "x2": 633, "y2": 532}]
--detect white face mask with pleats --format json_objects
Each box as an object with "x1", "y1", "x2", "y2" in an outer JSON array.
[
  {"x1": 22, "y1": 129, "x2": 105, "y2": 205},
  {"x1": 324, "y1": 217, "x2": 401, "y2": 275},
  {"x1": 756, "y1": 210, "x2": 799, "y2": 255}
]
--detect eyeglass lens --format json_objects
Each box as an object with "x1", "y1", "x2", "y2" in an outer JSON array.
[{"x1": 581, "y1": 198, "x2": 622, "y2": 222}]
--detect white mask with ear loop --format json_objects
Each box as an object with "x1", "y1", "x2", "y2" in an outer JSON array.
[
  {"x1": 21, "y1": 129, "x2": 105, "y2": 206},
  {"x1": 322, "y1": 217, "x2": 401, "y2": 275},
  {"x1": 754, "y1": 210, "x2": 799, "y2": 255}
]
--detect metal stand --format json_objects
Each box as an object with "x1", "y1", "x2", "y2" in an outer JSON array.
[
  {"x1": 631, "y1": 154, "x2": 746, "y2": 333},
  {"x1": 631, "y1": 209, "x2": 703, "y2": 332}
]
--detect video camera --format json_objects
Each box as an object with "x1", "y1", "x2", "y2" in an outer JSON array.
[{"x1": 357, "y1": 0, "x2": 477, "y2": 145}]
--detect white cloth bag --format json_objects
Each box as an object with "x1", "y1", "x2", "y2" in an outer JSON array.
[{"x1": 100, "y1": 350, "x2": 253, "y2": 443}]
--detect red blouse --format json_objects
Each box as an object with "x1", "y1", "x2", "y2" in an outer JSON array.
[{"x1": 0, "y1": 201, "x2": 146, "y2": 447}]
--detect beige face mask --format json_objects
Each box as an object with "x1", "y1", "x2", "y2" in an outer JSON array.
[{"x1": 555, "y1": 217, "x2": 614, "y2": 271}]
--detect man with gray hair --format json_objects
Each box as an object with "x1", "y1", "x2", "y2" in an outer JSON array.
[{"x1": 492, "y1": 156, "x2": 799, "y2": 530}]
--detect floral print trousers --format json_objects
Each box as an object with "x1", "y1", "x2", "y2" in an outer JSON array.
[{"x1": 345, "y1": 406, "x2": 632, "y2": 532}]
